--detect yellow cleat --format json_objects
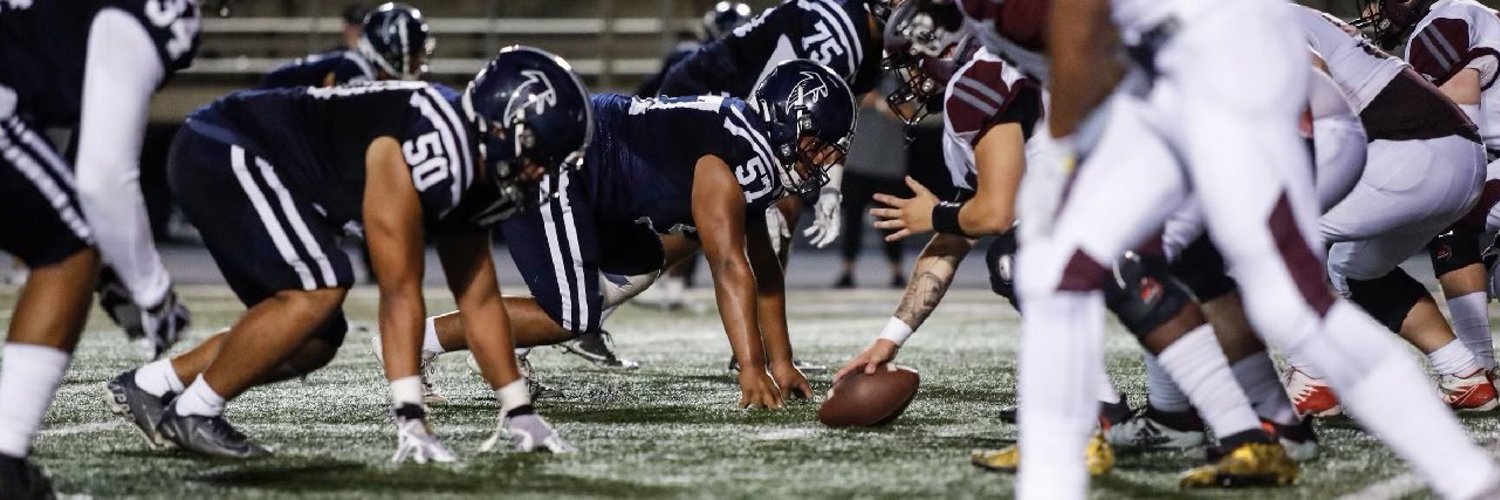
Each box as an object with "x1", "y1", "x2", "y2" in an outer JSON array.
[
  {"x1": 1180, "y1": 442, "x2": 1299, "y2": 489},
  {"x1": 970, "y1": 432, "x2": 1114, "y2": 476}
]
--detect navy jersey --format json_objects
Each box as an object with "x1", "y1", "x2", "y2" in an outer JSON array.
[
  {"x1": 582, "y1": 93, "x2": 782, "y2": 235},
  {"x1": 259, "y1": 49, "x2": 376, "y2": 89},
  {"x1": 635, "y1": 40, "x2": 701, "y2": 97},
  {"x1": 0, "y1": 0, "x2": 200, "y2": 127},
  {"x1": 185, "y1": 81, "x2": 496, "y2": 230},
  {"x1": 661, "y1": 0, "x2": 881, "y2": 98}
]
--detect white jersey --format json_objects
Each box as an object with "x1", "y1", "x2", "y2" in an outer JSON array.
[
  {"x1": 1109, "y1": 0, "x2": 1213, "y2": 42},
  {"x1": 939, "y1": 47, "x2": 1042, "y2": 197},
  {"x1": 1295, "y1": 6, "x2": 1405, "y2": 113},
  {"x1": 1406, "y1": 0, "x2": 1500, "y2": 151}
]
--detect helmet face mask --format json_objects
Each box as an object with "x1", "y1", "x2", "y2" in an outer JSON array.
[
  {"x1": 882, "y1": 0, "x2": 964, "y2": 133},
  {"x1": 463, "y1": 46, "x2": 594, "y2": 220},
  {"x1": 1352, "y1": 0, "x2": 1433, "y2": 50},
  {"x1": 753, "y1": 60, "x2": 857, "y2": 196}
]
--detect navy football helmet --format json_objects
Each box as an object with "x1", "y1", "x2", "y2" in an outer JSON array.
[
  {"x1": 883, "y1": 0, "x2": 967, "y2": 131},
  {"x1": 751, "y1": 59, "x2": 857, "y2": 195},
  {"x1": 703, "y1": 1, "x2": 754, "y2": 41},
  {"x1": 463, "y1": 46, "x2": 594, "y2": 215},
  {"x1": 358, "y1": 3, "x2": 435, "y2": 80}
]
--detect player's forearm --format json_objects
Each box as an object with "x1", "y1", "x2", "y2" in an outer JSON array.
[
  {"x1": 1046, "y1": 0, "x2": 1114, "y2": 139},
  {"x1": 955, "y1": 199, "x2": 1014, "y2": 237},
  {"x1": 892, "y1": 233, "x2": 972, "y2": 330},
  {"x1": 753, "y1": 279, "x2": 793, "y2": 365},
  {"x1": 709, "y1": 256, "x2": 768, "y2": 368}
]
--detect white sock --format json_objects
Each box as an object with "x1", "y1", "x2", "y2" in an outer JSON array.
[
  {"x1": 515, "y1": 347, "x2": 531, "y2": 358},
  {"x1": 1154, "y1": 325, "x2": 1261, "y2": 437},
  {"x1": 174, "y1": 375, "x2": 226, "y2": 417},
  {"x1": 0, "y1": 344, "x2": 70, "y2": 458},
  {"x1": 133, "y1": 358, "x2": 184, "y2": 397},
  {"x1": 1143, "y1": 353, "x2": 1191, "y2": 412},
  {"x1": 663, "y1": 276, "x2": 685, "y2": 302},
  {"x1": 496, "y1": 379, "x2": 532, "y2": 416},
  {"x1": 390, "y1": 376, "x2": 423, "y2": 407},
  {"x1": 421, "y1": 317, "x2": 445, "y2": 355},
  {"x1": 1231, "y1": 352, "x2": 1298, "y2": 426},
  {"x1": 1427, "y1": 339, "x2": 1482, "y2": 377},
  {"x1": 1305, "y1": 303, "x2": 1500, "y2": 499},
  {"x1": 1447, "y1": 292, "x2": 1495, "y2": 371},
  {"x1": 1016, "y1": 292, "x2": 1103, "y2": 500}
]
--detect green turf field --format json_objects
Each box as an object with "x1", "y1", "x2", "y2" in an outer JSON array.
[{"x1": 3, "y1": 285, "x2": 1490, "y2": 498}]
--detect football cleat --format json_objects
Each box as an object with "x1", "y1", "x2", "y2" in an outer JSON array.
[
  {"x1": 1180, "y1": 441, "x2": 1298, "y2": 489},
  {"x1": 1284, "y1": 368, "x2": 1342, "y2": 417},
  {"x1": 0, "y1": 455, "x2": 53, "y2": 500},
  {"x1": 1000, "y1": 399, "x2": 1133, "y2": 427},
  {"x1": 368, "y1": 328, "x2": 447, "y2": 405},
  {"x1": 98, "y1": 269, "x2": 191, "y2": 361},
  {"x1": 481, "y1": 406, "x2": 575, "y2": 453},
  {"x1": 970, "y1": 432, "x2": 1114, "y2": 476},
  {"x1": 103, "y1": 370, "x2": 176, "y2": 449},
  {"x1": 156, "y1": 404, "x2": 272, "y2": 459},
  {"x1": 1264, "y1": 419, "x2": 1319, "y2": 462},
  {"x1": 1104, "y1": 406, "x2": 1207, "y2": 450},
  {"x1": 391, "y1": 404, "x2": 456, "y2": 464},
  {"x1": 1441, "y1": 369, "x2": 1500, "y2": 412},
  {"x1": 559, "y1": 330, "x2": 639, "y2": 370}
]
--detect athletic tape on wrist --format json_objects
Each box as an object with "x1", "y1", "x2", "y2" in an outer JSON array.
[{"x1": 878, "y1": 317, "x2": 915, "y2": 347}]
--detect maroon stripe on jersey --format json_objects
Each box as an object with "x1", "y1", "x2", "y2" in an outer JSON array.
[
  {"x1": 1460, "y1": 178, "x2": 1500, "y2": 230},
  {"x1": 1267, "y1": 192, "x2": 1333, "y2": 318},
  {"x1": 944, "y1": 59, "x2": 1015, "y2": 136},
  {"x1": 1408, "y1": 18, "x2": 1474, "y2": 85},
  {"x1": 1057, "y1": 249, "x2": 1109, "y2": 291}
]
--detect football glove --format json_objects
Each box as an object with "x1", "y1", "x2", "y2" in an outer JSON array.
[{"x1": 803, "y1": 187, "x2": 843, "y2": 248}]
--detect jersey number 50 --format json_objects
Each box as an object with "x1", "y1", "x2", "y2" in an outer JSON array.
[{"x1": 403, "y1": 131, "x2": 451, "y2": 191}]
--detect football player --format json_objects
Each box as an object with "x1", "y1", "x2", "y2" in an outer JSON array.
[
  {"x1": 0, "y1": 0, "x2": 200, "y2": 494},
  {"x1": 259, "y1": 2, "x2": 433, "y2": 88},
  {"x1": 105, "y1": 47, "x2": 585, "y2": 460},
  {"x1": 987, "y1": 0, "x2": 1499, "y2": 497},
  {"x1": 655, "y1": 0, "x2": 889, "y2": 373},
  {"x1": 389, "y1": 60, "x2": 858, "y2": 409},
  {"x1": 1356, "y1": 0, "x2": 1500, "y2": 397}
]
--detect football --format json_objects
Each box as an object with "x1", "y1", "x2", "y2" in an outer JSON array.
[{"x1": 818, "y1": 364, "x2": 920, "y2": 428}]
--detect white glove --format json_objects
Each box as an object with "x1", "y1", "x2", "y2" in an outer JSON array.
[
  {"x1": 765, "y1": 206, "x2": 790, "y2": 255},
  {"x1": 482, "y1": 410, "x2": 576, "y2": 453},
  {"x1": 802, "y1": 188, "x2": 842, "y2": 248},
  {"x1": 392, "y1": 413, "x2": 457, "y2": 464}
]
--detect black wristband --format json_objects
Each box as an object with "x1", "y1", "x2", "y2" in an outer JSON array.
[{"x1": 931, "y1": 201, "x2": 968, "y2": 237}]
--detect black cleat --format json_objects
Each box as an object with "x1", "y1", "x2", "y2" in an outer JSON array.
[
  {"x1": 0, "y1": 455, "x2": 53, "y2": 500},
  {"x1": 559, "y1": 330, "x2": 639, "y2": 370},
  {"x1": 156, "y1": 404, "x2": 272, "y2": 459},
  {"x1": 103, "y1": 370, "x2": 175, "y2": 449}
]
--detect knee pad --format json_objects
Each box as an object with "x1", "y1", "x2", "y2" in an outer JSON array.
[
  {"x1": 1168, "y1": 235, "x2": 1238, "y2": 302},
  {"x1": 313, "y1": 313, "x2": 349, "y2": 347},
  {"x1": 987, "y1": 230, "x2": 1020, "y2": 310},
  {"x1": 1103, "y1": 251, "x2": 1193, "y2": 337},
  {"x1": 1344, "y1": 268, "x2": 1427, "y2": 333},
  {"x1": 1427, "y1": 227, "x2": 1482, "y2": 277}
]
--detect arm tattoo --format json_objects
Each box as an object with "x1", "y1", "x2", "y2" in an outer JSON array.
[{"x1": 893, "y1": 236, "x2": 969, "y2": 328}]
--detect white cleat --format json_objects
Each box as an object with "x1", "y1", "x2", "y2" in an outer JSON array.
[
  {"x1": 1284, "y1": 368, "x2": 1342, "y2": 418},
  {"x1": 1103, "y1": 408, "x2": 1206, "y2": 450},
  {"x1": 391, "y1": 404, "x2": 456, "y2": 464}
]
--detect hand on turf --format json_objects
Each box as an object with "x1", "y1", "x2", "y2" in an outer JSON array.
[
  {"x1": 483, "y1": 411, "x2": 576, "y2": 453},
  {"x1": 871, "y1": 177, "x2": 938, "y2": 242},
  {"x1": 833, "y1": 339, "x2": 899, "y2": 383},
  {"x1": 737, "y1": 369, "x2": 784, "y2": 409},
  {"x1": 392, "y1": 417, "x2": 457, "y2": 464},
  {"x1": 769, "y1": 360, "x2": 813, "y2": 400},
  {"x1": 803, "y1": 188, "x2": 842, "y2": 248}
]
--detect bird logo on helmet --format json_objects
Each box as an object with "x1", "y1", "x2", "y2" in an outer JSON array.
[
  {"x1": 1352, "y1": 0, "x2": 1438, "y2": 50},
  {"x1": 751, "y1": 59, "x2": 857, "y2": 196},
  {"x1": 358, "y1": 2, "x2": 436, "y2": 80},
  {"x1": 462, "y1": 46, "x2": 594, "y2": 219},
  {"x1": 703, "y1": 2, "x2": 754, "y2": 41}
]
